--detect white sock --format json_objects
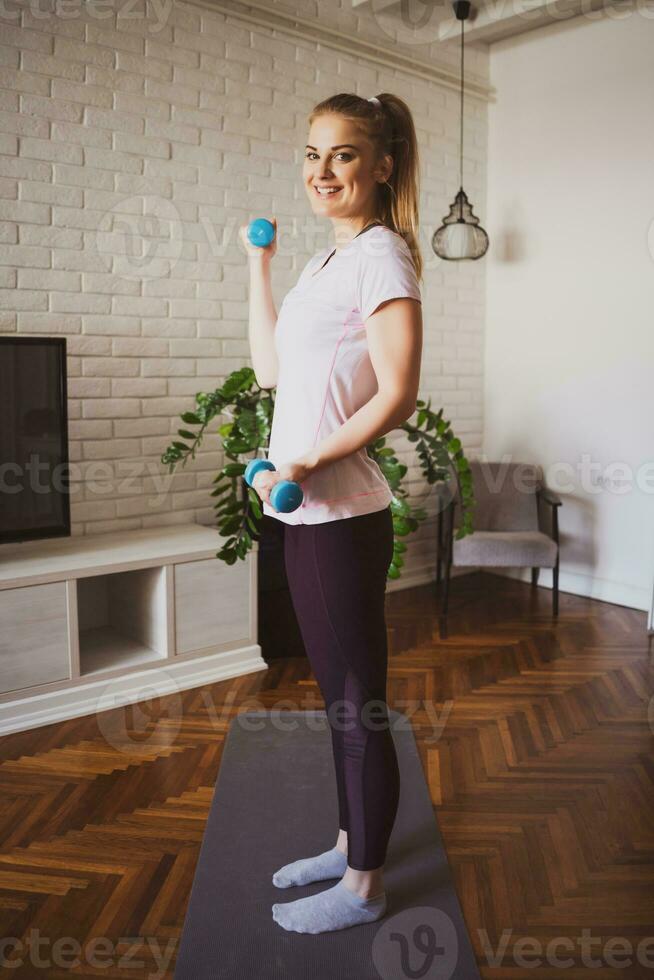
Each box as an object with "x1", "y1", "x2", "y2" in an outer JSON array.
[
  {"x1": 272, "y1": 879, "x2": 387, "y2": 934},
  {"x1": 272, "y1": 846, "x2": 348, "y2": 888}
]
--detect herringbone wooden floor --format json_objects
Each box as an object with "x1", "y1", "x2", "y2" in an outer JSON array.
[{"x1": 1, "y1": 572, "x2": 652, "y2": 978}]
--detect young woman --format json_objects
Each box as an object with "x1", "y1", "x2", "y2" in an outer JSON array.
[{"x1": 240, "y1": 92, "x2": 423, "y2": 935}]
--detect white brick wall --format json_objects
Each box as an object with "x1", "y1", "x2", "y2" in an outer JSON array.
[{"x1": 1, "y1": 0, "x2": 488, "y2": 571}]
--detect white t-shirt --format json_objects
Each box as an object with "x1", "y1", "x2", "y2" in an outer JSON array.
[{"x1": 262, "y1": 223, "x2": 422, "y2": 525}]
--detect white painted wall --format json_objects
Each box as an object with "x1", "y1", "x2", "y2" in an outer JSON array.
[{"x1": 486, "y1": 13, "x2": 654, "y2": 611}]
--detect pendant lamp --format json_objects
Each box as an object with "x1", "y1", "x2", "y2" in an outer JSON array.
[{"x1": 432, "y1": 0, "x2": 489, "y2": 261}]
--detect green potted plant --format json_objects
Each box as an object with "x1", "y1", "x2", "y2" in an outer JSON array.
[{"x1": 161, "y1": 366, "x2": 475, "y2": 579}]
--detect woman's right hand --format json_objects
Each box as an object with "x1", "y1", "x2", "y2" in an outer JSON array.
[{"x1": 239, "y1": 217, "x2": 277, "y2": 261}]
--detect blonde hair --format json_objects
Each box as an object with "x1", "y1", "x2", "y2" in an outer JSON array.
[{"x1": 309, "y1": 92, "x2": 423, "y2": 282}]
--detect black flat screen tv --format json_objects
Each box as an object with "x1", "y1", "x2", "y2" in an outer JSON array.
[{"x1": 0, "y1": 336, "x2": 71, "y2": 544}]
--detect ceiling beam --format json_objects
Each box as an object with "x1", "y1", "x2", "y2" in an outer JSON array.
[
  {"x1": 182, "y1": 0, "x2": 494, "y2": 99},
  {"x1": 438, "y1": 0, "x2": 623, "y2": 43}
]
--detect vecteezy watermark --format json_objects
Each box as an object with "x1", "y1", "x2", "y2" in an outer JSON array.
[
  {"x1": 3, "y1": 449, "x2": 653, "y2": 530},
  {"x1": 95, "y1": 670, "x2": 184, "y2": 753},
  {"x1": 92, "y1": 683, "x2": 454, "y2": 751},
  {"x1": 93, "y1": 197, "x2": 447, "y2": 286},
  {"x1": 453, "y1": 453, "x2": 654, "y2": 499},
  {"x1": 0, "y1": 456, "x2": 176, "y2": 509},
  {"x1": 0, "y1": 930, "x2": 176, "y2": 978},
  {"x1": 204, "y1": 690, "x2": 454, "y2": 745},
  {"x1": 370, "y1": 913, "x2": 654, "y2": 979},
  {"x1": 367, "y1": 0, "x2": 654, "y2": 47},
  {"x1": 93, "y1": 195, "x2": 184, "y2": 280},
  {"x1": 369, "y1": 0, "x2": 449, "y2": 47},
  {"x1": 372, "y1": 907, "x2": 459, "y2": 980},
  {"x1": 0, "y1": 0, "x2": 174, "y2": 33},
  {"x1": 478, "y1": 927, "x2": 654, "y2": 970},
  {"x1": 200, "y1": 211, "x2": 445, "y2": 272}
]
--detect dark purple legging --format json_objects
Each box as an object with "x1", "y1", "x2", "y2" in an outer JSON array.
[{"x1": 283, "y1": 504, "x2": 400, "y2": 871}]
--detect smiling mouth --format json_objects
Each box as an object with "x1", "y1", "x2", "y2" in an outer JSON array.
[{"x1": 313, "y1": 186, "x2": 343, "y2": 198}]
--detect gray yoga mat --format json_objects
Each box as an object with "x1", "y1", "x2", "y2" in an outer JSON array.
[{"x1": 174, "y1": 710, "x2": 481, "y2": 980}]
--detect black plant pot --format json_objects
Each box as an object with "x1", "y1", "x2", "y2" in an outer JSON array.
[{"x1": 256, "y1": 515, "x2": 307, "y2": 661}]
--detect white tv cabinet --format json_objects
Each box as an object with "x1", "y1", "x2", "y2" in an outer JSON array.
[{"x1": 0, "y1": 524, "x2": 266, "y2": 736}]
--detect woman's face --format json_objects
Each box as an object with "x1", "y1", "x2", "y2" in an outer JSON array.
[{"x1": 303, "y1": 112, "x2": 390, "y2": 221}]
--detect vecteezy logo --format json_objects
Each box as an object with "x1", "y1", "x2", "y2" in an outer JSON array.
[
  {"x1": 93, "y1": 195, "x2": 184, "y2": 280},
  {"x1": 95, "y1": 671, "x2": 183, "y2": 754},
  {"x1": 372, "y1": 907, "x2": 459, "y2": 979},
  {"x1": 370, "y1": 0, "x2": 448, "y2": 47}
]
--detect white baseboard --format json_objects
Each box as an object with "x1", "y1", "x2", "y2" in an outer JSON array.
[
  {"x1": 388, "y1": 560, "x2": 650, "y2": 616},
  {"x1": 486, "y1": 566, "x2": 651, "y2": 613},
  {"x1": 0, "y1": 646, "x2": 267, "y2": 736}
]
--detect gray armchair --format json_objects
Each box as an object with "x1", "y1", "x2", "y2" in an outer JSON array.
[{"x1": 436, "y1": 461, "x2": 562, "y2": 638}]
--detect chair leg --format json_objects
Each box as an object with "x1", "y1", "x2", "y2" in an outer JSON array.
[
  {"x1": 439, "y1": 557, "x2": 451, "y2": 639},
  {"x1": 531, "y1": 566, "x2": 540, "y2": 587},
  {"x1": 436, "y1": 509, "x2": 443, "y2": 585},
  {"x1": 438, "y1": 502, "x2": 454, "y2": 640},
  {"x1": 552, "y1": 562, "x2": 559, "y2": 616}
]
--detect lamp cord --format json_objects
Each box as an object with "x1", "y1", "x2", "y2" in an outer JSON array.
[{"x1": 459, "y1": 13, "x2": 464, "y2": 216}]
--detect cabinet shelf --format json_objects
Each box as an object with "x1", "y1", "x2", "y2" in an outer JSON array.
[
  {"x1": 79, "y1": 626, "x2": 166, "y2": 676},
  {"x1": 76, "y1": 565, "x2": 170, "y2": 677}
]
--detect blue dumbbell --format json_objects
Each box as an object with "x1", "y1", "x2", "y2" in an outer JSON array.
[
  {"x1": 244, "y1": 458, "x2": 303, "y2": 513},
  {"x1": 247, "y1": 218, "x2": 276, "y2": 248}
]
